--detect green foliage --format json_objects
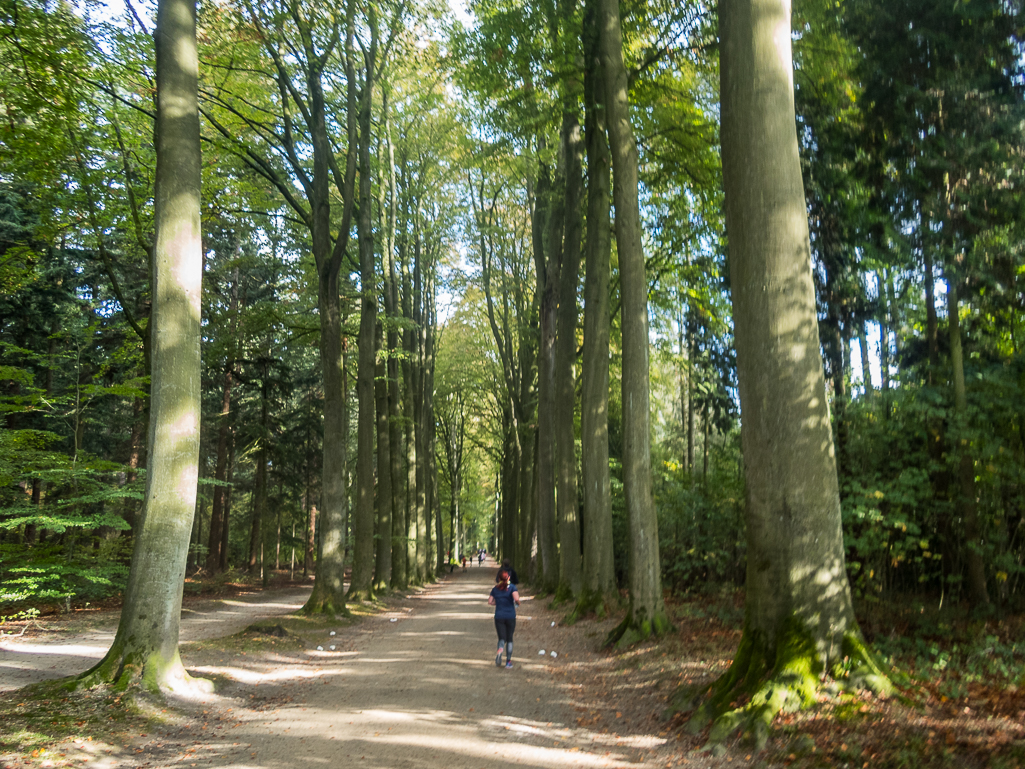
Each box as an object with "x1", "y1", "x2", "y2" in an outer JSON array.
[
  {"x1": 0, "y1": 540, "x2": 131, "y2": 609},
  {"x1": 653, "y1": 433, "x2": 745, "y2": 595}
]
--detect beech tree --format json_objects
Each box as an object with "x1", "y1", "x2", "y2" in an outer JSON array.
[
  {"x1": 598, "y1": 0, "x2": 670, "y2": 646},
  {"x1": 680, "y1": 0, "x2": 890, "y2": 744},
  {"x1": 78, "y1": 0, "x2": 210, "y2": 693}
]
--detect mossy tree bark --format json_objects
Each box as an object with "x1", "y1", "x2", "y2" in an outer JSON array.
[
  {"x1": 78, "y1": 0, "x2": 209, "y2": 694},
  {"x1": 682, "y1": 0, "x2": 891, "y2": 745},
  {"x1": 570, "y1": 0, "x2": 617, "y2": 622},
  {"x1": 598, "y1": 0, "x2": 669, "y2": 646}
]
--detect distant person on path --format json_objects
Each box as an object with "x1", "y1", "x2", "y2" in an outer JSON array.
[
  {"x1": 461, "y1": 555, "x2": 467, "y2": 572},
  {"x1": 478, "y1": 550, "x2": 484, "y2": 567},
  {"x1": 496, "y1": 559, "x2": 518, "y2": 585},
  {"x1": 489, "y1": 569, "x2": 519, "y2": 669}
]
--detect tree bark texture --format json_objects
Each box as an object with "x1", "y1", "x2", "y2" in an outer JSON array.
[
  {"x1": 349, "y1": 15, "x2": 379, "y2": 602},
  {"x1": 555, "y1": 106, "x2": 584, "y2": 600},
  {"x1": 533, "y1": 161, "x2": 560, "y2": 595},
  {"x1": 598, "y1": 0, "x2": 667, "y2": 643},
  {"x1": 718, "y1": 0, "x2": 883, "y2": 697},
  {"x1": 81, "y1": 0, "x2": 208, "y2": 693},
  {"x1": 374, "y1": 321, "x2": 393, "y2": 591},
  {"x1": 573, "y1": 0, "x2": 617, "y2": 620},
  {"x1": 946, "y1": 283, "x2": 990, "y2": 605}
]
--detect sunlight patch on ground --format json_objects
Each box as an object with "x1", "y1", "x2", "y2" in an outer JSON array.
[{"x1": 0, "y1": 643, "x2": 106, "y2": 659}]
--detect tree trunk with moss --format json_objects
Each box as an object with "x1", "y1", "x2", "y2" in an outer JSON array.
[
  {"x1": 598, "y1": 0, "x2": 669, "y2": 647},
  {"x1": 78, "y1": 0, "x2": 210, "y2": 694},
  {"x1": 680, "y1": 0, "x2": 890, "y2": 746}
]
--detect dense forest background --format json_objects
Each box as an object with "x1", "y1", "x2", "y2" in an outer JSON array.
[{"x1": 1, "y1": 0, "x2": 1023, "y2": 656}]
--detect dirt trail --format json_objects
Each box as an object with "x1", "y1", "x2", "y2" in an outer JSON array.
[
  {"x1": 0, "y1": 587, "x2": 313, "y2": 693},
  {"x1": 1, "y1": 564, "x2": 669, "y2": 768},
  {"x1": 177, "y1": 563, "x2": 661, "y2": 769}
]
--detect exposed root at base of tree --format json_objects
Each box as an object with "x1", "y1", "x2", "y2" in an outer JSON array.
[
  {"x1": 345, "y1": 587, "x2": 376, "y2": 604},
  {"x1": 549, "y1": 583, "x2": 574, "y2": 609},
  {"x1": 603, "y1": 608, "x2": 672, "y2": 648},
  {"x1": 564, "y1": 588, "x2": 613, "y2": 625},
  {"x1": 670, "y1": 619, "x2": 893, "y2": 750},
  {"x1": 301, "y1": 589, "x2": 351, "y2": 618},
  {"x1": 74, "y1": 646, "x2": 214, "y2": 697}
]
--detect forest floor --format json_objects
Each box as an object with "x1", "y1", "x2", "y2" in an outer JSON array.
[{"x1": 0, "y1": 563, "x2": 1022, "y2": 769}]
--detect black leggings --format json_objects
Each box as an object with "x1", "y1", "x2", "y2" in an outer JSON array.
[{"x1": 495, "y1": 617, "x2": 516, "y2": 648}]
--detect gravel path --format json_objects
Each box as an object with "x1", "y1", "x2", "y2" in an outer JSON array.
[{"x1": 0, "y1": 586, "x2": 313, "y2": 693}]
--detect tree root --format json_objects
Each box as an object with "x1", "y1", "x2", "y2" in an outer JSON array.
[
  {"x1": 672, "y1": 620, "x2": 893, "y2": 750},
  {"x1": 563, "y1": 587, "x2": 612, "y2": 625},
  {"x1": 603, "y1": 607, "x2": 672, "y2": 648},
  {"x1": 302, "y1": 586, "x2": 351, "y2": 618},
  {"x1": 345, "y1": 586, "x2": 375, "y2": 604},
  {"x1": 74, "y1": 644, "x2": 213, "y2": 696},
  {"x1": 549, "y1": 583, "x2": 574, "y2": 609}
]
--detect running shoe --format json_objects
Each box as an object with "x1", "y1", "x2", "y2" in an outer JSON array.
[
  {"x1": 496, "y1": 651, "x2": 503, "y2": 667},
  {"x1": 505, "y1": 661, "x2": 513, "y2": 669}
]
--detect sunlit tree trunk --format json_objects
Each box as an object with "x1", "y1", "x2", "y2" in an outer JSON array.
[
  {"x1": 683, "y1": 0, "x2": 890, "y2": 743},
  {"x1": 598, "y1": 0, "x2": 668, "y2": 645},
  {"x1": 80, "y1": 0, "x2": 208, "y2": 693}
]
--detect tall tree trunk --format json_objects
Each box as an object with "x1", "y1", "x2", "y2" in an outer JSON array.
[
  {"x1": 80, "y1": 0, "x2": 208, "y2": 693},
  {"x1": 219, "y1": 434, "x2": 234, "y2": 572},
  {"x1": 683, "y1": 0, "x2": 890, "y2": 742},
  {"x1": 858, "y1": 316, "x2": 873, "y2": 395},
  {"x1": 300, "y1": 0, "x2": 358, "y2": 615},
  {"x1": 878, "y1": 269, "x2": 891, "y2": 412},
  {"x1": 533, "y1": 160, "x2": 559, "y2": 595},
  {"x1": 572, "y1": 0, "x2": 617, "y2": 621},
  {"x1": 555, "y1": 104, "x2": 584, "y2": 601},
  {"x1": 598, "y1": 0, "x2": 668, "y2": 645},
  {"x1": 403, "y1": 282, "x2": 418, "y2": 587},
  {"x1": 248, "y1": 378, "x2": 270, "y2": 573},
  {"x1": 206, "y1": 366, "x2": 233, "y2": 568},
  {"x1": 425, "y1": 264, "x2": 440, "y2": 580},
  {"x1": 947, "y1": 282, "x2": 990, "y2": 606},
  {"x1": 348, "y1": 11, "x2": 379, "y2": 602},
  {"x1": 501, "y1": 409, "x2": 520, "y2": 569},
  {"x1": 374, "y1": 321, "x2": 393, "y2": 591},
  {"x1": 413, "y1": 221, "x2": 428, "y2": 583},
  {"x1": 378, "y1": 88, "x2": 404, "y2": 589}
]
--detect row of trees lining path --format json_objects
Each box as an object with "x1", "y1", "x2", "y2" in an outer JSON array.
[{"x1": 3, "y1": 0, "x2": 1023, "y2": 752}]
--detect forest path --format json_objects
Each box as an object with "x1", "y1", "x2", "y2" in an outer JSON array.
[
  {"x1": 0, "y1": 586, "x2": 313, "y2": 693},
  {"x1": 187, "y1": 561, "x2": 662, "y2": 769}
]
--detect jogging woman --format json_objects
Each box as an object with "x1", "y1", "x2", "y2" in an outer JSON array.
[{"x1": 489, "y1": 569, "x2": 519, "y2": 669}]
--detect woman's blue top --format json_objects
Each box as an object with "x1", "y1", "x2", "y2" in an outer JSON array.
[{"x1": 491, "y1": 584, "x2": 517, "y2": 619}]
